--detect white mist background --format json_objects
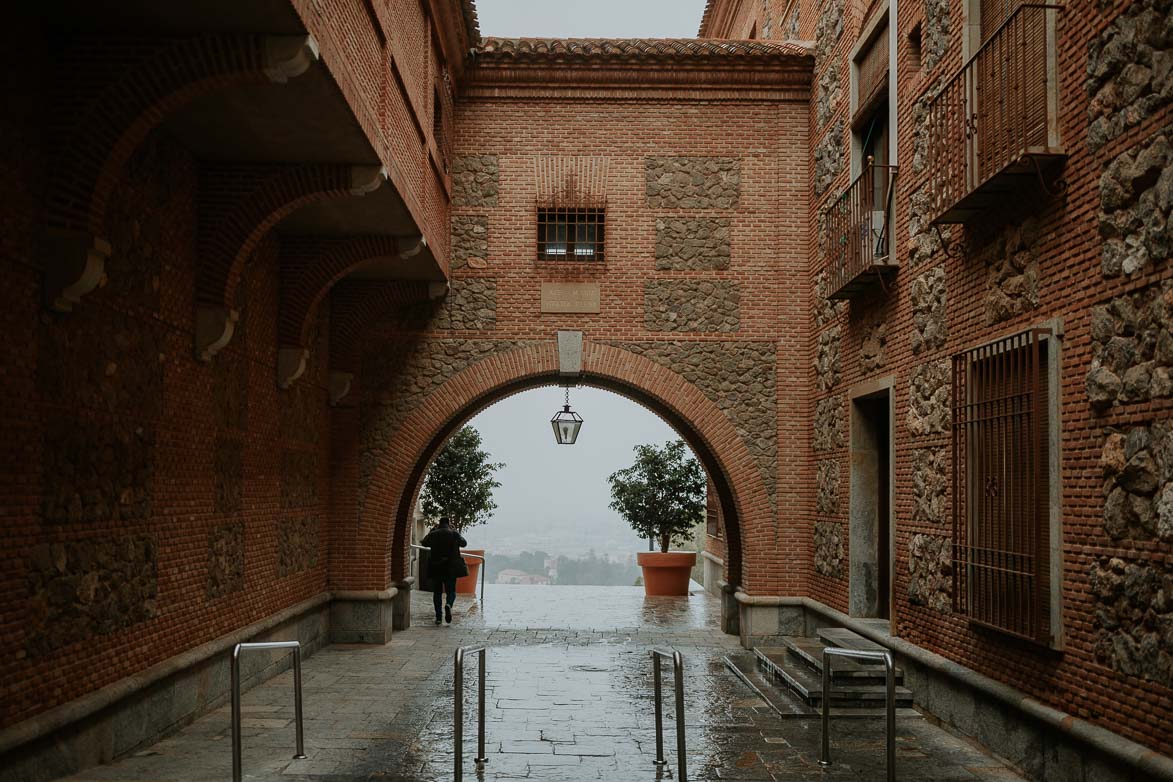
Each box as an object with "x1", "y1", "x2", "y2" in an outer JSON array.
[{"x1": 460, "y1": 386, "x2": 687, "y2": 559}]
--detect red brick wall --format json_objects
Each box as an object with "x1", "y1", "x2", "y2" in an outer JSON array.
[
  {"x1": 336, "y1": 65, "x2": 814, "y2": 597},
  {"x1": 706, "y1": 0, "x2": 1173, "y2": 756}
]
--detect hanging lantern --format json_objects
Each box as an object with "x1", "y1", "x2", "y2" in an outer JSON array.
[{"x1": 550, "y1": 386, "x2": 583, "y2": 445}]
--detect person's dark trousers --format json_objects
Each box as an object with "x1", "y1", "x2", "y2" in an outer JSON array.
[{"x1": 433, "y1": 577, "x2": 458, "y2": 619}]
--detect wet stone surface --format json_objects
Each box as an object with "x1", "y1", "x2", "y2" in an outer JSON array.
[{"x1": 61, "y1": 586, "x2": 1025, "y2": 781}]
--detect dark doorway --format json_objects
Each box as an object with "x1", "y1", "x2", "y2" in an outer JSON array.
[{"x1": 850, "y1": 388, "x2": 892, "y2": 619}]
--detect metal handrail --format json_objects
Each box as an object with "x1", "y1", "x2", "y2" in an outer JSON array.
[
  {"x1": 231, "y1": 641, "x2": 306, "y2": 782},
  {"x1": 650, "y1": 648, "x2": 687, "y2": 782},
  {"x1": 411, "y1": 543, "x2": 486, "y2": 602},
  {"x1": 818, "y1": 647, "x2": 895, "y2": 782},
  {"x1": 454, "y1": 645, "x2": 488, "y2": 781}
]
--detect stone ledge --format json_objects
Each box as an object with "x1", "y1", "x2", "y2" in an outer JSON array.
[
  {"x1": 0, "y1": 592, "x2": 331, "y2": 760},
  {"x1": 734, "y1": 593, "x2": 1173, "y2": 781}
]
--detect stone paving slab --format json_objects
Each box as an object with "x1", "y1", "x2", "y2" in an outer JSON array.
[{"x1": 59, "y1": 586, "x2": 1026, "y2": 781}]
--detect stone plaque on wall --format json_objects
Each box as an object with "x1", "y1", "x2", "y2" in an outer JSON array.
[{"x1": 541, "y1": 282, "x2": 601, "y2": 314}]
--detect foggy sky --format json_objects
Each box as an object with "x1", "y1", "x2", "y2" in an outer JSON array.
[{"x1": 475, "y1": 0, "x2": 709, "y2": 39}]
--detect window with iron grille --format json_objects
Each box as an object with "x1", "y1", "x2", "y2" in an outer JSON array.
[
  {"x1": 706, "y1": 479, "x2": 723, "y2": 539},
  {"x1": 537, "y1": 207, "x2": 605, "y2": 262},
  {"x1": 952, "y1": 327, "x2": 1057, "y2": 645}
]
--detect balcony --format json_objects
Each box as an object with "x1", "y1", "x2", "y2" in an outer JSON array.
[
  {"x1": 925, "y1": 4, "x2": 1064, "y2": 225},
  {"x1": 826, "y1": 162, "x2": 897, "y2": 300}
]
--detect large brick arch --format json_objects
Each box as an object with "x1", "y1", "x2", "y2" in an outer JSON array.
[{"x1": 357, "y1": 340, "x2": 774, "y2": 593}]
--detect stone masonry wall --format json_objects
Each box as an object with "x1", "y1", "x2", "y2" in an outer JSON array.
[
  {"x1": 644, "y1": 280, "x2": 740, "y2": 332},
  {"x1": 814, "y1": 395, "x2": 845, "y2": 452},
  {"x1": 816, "y1": 459, "x2": 841, "y2": 515},
  {"x1": 451, "y1": 215, "x2": 489, "y2": 269},
  {"x1": 438, "y1": 279, "x2": 497, "y2": 330},
  {"x1": 451, "y1": 154, "x2": 500, "y2": 207},
  {"x1": 206, "y1": 522, "x2": 244, "y2": 600},
  {"x1": 1088, "y1": 556, "x2": 1172, "y2": 687},
  {"x1": 912, "y1": 447, "x2": 948, "y2": 526},
  {"x1": 910, "y1": 265, "x2": 947, "y2": 355},
  {"x1": 814, "y1": 521, "x2": 845, "y2": 579},
  {"x1": 277, "y1": 517, "x2": 320, "y2": 577},
  {"x1": 654, "y1": 217, "x2": 731, "y2": 270},
  {"x1": 645, "y1": 157, "x2": 741, "y2": 208},
  {"x1": 41, "y1": 420, "x2": 154, "y2": 524},
  {"x1": 1086, "y1": 280, "x2": 1173, "y2": 410},
  {"x1": 1098, "y1": 128, "x2": 1172, "y2": 279},
  {"x1": 1099, "y1": 420, "x2": 1173, "y2": 543},
  {"x1": 978, "y1": 219, "x2": 1041, "y2": 325},
  {"x1": 815, "y1": 326, "x2": 841, "y2": 391},
  {"x1": 26, "y1": 536, "x2": 159, "y2": 656},
  {"x1": 814, "y1": 120, "x2": 845, "y2": 196},
  {"x1": 611, "y1": 342, "x2": 777, "y2": 506},
  {"x1": 1085, "y1": 0, "x2": 1173, "y2": 151},
  {"x1": 907, "y1": 533, "x2": 952, "y2": 613},
  {"x1": 907, "y1": 359, "x2": 950, "y2": 437}
]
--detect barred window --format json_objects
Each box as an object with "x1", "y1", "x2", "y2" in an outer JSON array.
[
  {"x1": 537, "y1": 207, "x2": 605, "y2": 262},
  {"x1": 952, "y1": 327, "x2": 1057, "y2": 645}
]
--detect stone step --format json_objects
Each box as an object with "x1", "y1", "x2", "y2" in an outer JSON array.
[
  {"x1": 722, "y1": 653, "x2": 817, "y2": 717},
  {"x1": 779, "y1": 636, "x2": 904, "y2": 683},
  {"x1": 754, "y1": 648, "x2": 913, "y2": 709},
  {"x1": 816, "y1": 627, "x2": 889, "y2": 653}
]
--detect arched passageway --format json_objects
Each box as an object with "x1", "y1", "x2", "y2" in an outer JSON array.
[{"x1": 352, "y1": 340, "x2": 777, "y2": 609}]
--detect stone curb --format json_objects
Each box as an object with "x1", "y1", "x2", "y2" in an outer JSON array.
[
  {"x1": 734, "y1": 592, "x2": 1173, "y2": 780},
  {"x1": 0, "y1": 591, "x2": 331, "y2": 757}
]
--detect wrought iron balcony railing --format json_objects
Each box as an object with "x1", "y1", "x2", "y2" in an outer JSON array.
[
  {"x1": 925, "y1": 4, "x2": 1064, "y2": 225},
  {"x1": 826, "y1": 161, "x2": 897, "y2": 300}
]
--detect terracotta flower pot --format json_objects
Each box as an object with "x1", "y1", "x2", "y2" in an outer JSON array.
[
  {"x1": 637, "y1": 551, "x2": 697, "y2": 596},
  {"x1": 456, "y1": 549, "x2": 484, "y2": 595}
]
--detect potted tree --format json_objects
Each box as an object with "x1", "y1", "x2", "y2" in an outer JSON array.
[
  {"x1": 608, "y1": 439, "x2": 706, "y2": 596},
  {"x1": 419, "y1": 426, "x2": 504, "y2": 594}
]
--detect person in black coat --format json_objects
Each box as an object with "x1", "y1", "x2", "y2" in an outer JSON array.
[{"x1": 421, "y1": 516, "x2": 468, "y2": 625}]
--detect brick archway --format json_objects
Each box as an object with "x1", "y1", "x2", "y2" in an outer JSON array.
[{"x1": 356, "y1": 340, "x2": 775, "y2": 595}]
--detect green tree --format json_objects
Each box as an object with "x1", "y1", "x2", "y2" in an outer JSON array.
[
  {"x1": 419, "y1": 426, "x2": 504, "y2": 534},
  {"x1": 608, "y1": 439, "x2": 706, "y2": 553}
]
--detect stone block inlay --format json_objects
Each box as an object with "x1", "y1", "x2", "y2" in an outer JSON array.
[
  {"x1": 1099, "y1": 421, "x2": 1173, "y2": 543},
  {"x1": 1087, "y1": 280, "x2": 1173, "y2": 410},
  {"x1": 644, "y1": 280, "x2": 740, "y2": 332},
  {"x1": 452, "y1": 155, "x2": 499, "y2": 207},
  {"x1": 654, "y1": 217, "x2": 731, "y2": 270},
  {"x1": 1089, "y1": 556, "x2": 1172, "y2": 687},
  {"x1": 645, "y1": 157, "x2": 740, "y2": 209},
  {"x1": 911, "y1": 265, "x2": 947, "y2": 354},
  {"x1": 907, "y1": 359, "x2": 950, "y2": 437},
  {"x1": 42, "y1": 420, "x2": 154, "y2": 524},
  {"x1": 207, "y1": 522, "x2": 244, "y2": 599},
  {"x1": 908, "y1": 533, "x2": 951, "y2": 613},
  {"x1": 815, "y1": 521, "x2": 845, "y2": 579},
  {"x1": 26, "y1": 536, "x2": 159, "y2": 655},
  {"x1": 814, "y1": 395, "x2": 845, "y2": 452},
  {"x1": 1099, "y1": 131, "x2": 1172, "y2": 278},
  {"x1": 452, "y1": 215, "x2": 489, "y2": 269},
  {"x1": 278, "y1": 516, "x2": 320, "y2": 576}
]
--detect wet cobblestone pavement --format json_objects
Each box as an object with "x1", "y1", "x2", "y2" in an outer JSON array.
[{"x1": 62, "y1": 586, "x2": 1025, "y2": 781}]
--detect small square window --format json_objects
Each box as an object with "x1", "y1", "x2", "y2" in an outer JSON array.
[
  {"x1": 907, "y1": 23, "x2": 923, "y2": 70},
  {"x1": 537, "y1": 207, "x2": 605, "y2": 262}
]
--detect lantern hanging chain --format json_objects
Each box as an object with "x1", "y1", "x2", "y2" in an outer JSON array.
[{"x1": 564, "y1": 387, "x2": 570, "y2": 407}]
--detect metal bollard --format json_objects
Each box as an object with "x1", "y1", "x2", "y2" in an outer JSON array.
[
  {"x1": 650, "y1": 648, "x2": 687, "y2": 782},
  {"x1": 818, "y1": 646, "x2": 895, "y2": 782},
  {"x1": 454, "y1": 646, "x2": 488, "y2": 782},
  {"x1": 231, "y1": 641, "x2": 307, "y2": 782}
]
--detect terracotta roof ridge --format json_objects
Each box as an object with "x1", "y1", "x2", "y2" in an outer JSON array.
[{"x1": 473, "y1": 37, "x2": 811, "y2": 59}]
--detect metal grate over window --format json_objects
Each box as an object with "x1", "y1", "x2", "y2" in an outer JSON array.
[
  {"x1": 537, "y1": 207, "x2": 605, "y2": 262},
  {"x1": 952, "y1": 328, "x2": 1052, "y2": 644}
]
